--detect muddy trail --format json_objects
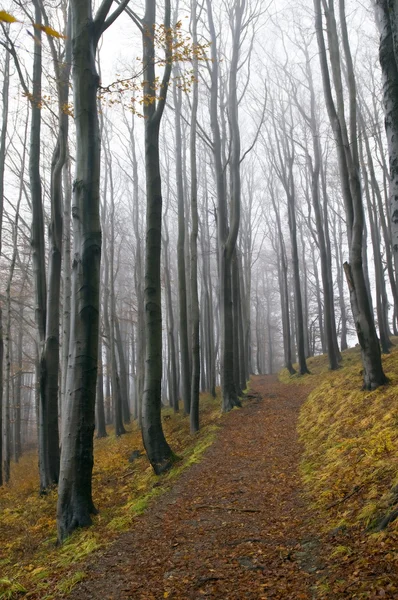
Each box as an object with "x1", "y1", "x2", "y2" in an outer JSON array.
[{"x1": 69, "y1": 375, "x2": 318, "y2": 600}]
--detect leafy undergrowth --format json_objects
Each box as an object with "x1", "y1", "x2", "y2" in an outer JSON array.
[
  {"x1": 283, "y1": 343, "x2": 398, "y2": 597},
  {"x1": 0, "y1": 392, "x2": 221, "y2": 599}
]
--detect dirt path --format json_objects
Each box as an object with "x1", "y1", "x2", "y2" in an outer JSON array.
[{"x1": 70, "y1": 375, "x2": 317, "y2": 600}]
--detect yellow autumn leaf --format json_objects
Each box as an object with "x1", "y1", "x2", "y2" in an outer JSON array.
[
  {"x1": 0, "y1": 10, "x2": 18, "y2": 23},
  {"x1": 33, "y1": 23, "x2": 66, "y2": 39}
]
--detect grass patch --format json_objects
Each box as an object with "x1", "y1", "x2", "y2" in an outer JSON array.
[
  {"x1": 0, "y1": 391, "x2": 222, "y2": 598},
  {"x1": 0, "y1": 578, "x2": 26, "y2": 600},
  {"x1": 56, "y1": 571, "x2": 86, "y2": 595}
]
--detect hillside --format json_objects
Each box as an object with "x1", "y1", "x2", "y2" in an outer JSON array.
[{"x1": 282, "y1": 344, "x2": 398, "y2": 597}]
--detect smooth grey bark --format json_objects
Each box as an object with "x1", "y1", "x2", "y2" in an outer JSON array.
[
  {"x1": 96, "y1": 335, "x2": 107, "y2": 438},
  {"x1": 61, "y1": 157, "x2": 72, "y2": 410},
  {"x1": 299, "y1": 221, "x2": 311, "y2": 358},
  {"x1": 269, "y1": 111, "x2": 309, "y2": 375},
  {"x1": 375, "y1": 0, "x2": 398, "y2": 255},
  {"x1": 0, "y1": 46, "x2": 9, "y2": 485},
  {"x1": 332, "y1": 212, "x2": 348, "y2": 350},
  {"x1": 115, "y1": 315, "x2": 130, "y2": 424},
  {"x1": 140, "y1": 0, "x2": 174, "y2": 474},
  {"x1": 294, "y1": 48, "x2": 340, "y2": 368},
  {"x1": 163, "y1": 217, "x2": 179, "y2": 412},
  {"x1": 28, "y1": 1, "x2": 51, "y2": 491},
  {"x1": 320, "y1": 154, "x2": 343, "y2": 357},
  {"x1": 269, "y1": 186, "x2": 296, "y2": 375},
  {"x1": 13, "y1": 301, "x2": 23, "y2": 462},
  {"x1": 173, "y1": 72, "x2": 191, "y2": 416},
  {"x1": 315, "y1": 0, "x2": 387, "y2": 389},
  {"x1": 200, "y1": 185, "x2": 216, "y2": 397},
  {"x1": 311, "y1": 244, "x2": 326, "y2": 354},
  {"x1": 189, "y1": 0, "x2": 200, "y2": 433},
  {"x1": 40, "y1": 3, "x2": 71, "y2": 487},
  {"x1": 207, "y1": 0, "x2": 242, "y2": 411},
  {"x1": 130, "y1": 113, "x2": 144, "y2": 426},
  {"x1": 359, "y1": 102, "x2": 398, "y2": 327},
  {"x1": 359, "y1": 131, "x2": 391, "y2": 353},
  {"x1": 57, "y1": 0, "x2": 129, "y2": 541},
  {"x1": 104, "y1": 134, "x2": 127, "y2": 436},
  {"x1": 3, "y1": 126, "x2": 24, "y2": 480}
]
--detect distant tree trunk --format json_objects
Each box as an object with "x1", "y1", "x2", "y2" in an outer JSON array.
[
  {"x1": 299, "y1": 222, "x2": 311, "y2": 358},
  {"x1": 200, "y1": 187, "x2": 216, "y2": 396},
  {"x1": 270, "y1": 186, "x2": 296, "y2": 375},
  {"x1": 332, "y1": 213, "x2": 348, "y2": 350},
  {"x1": 311, "y1": 245, "x2": 325, "y2": 353},
  {"x1": 232, "y1": 251, "x2": 243, "y2": 395},
  {"x1": 96, "y1": 335, "x2": 107, "y2": 438},
  {"x1": 359, "y1": 104, "x2": 398, "y2": 329},
  {"x1": 163, "y1": 216, "x2": 179, "y2": 412},
  {"x1": 128, "y1": 112, "x2": 144, "y2": 425},
  {"x1": 288, "y1": 190, "x2": 309, "y2": 375},
  {"x1": 115, "y1": 315, "x2": 130, "y2": 424},
  {"x1": 27, "y1": 1, "x2": 51, "y2": 492},
  {"x1": 14, "y1": 302, "x2": 23, "y2": 462},
  {"x1": 359, "y1": 129, "x2": 391, "y2": 353},
  {"x1": 296, "y1": 48, "x2": 340, "y2": 367},
  {"x1": 173, "y1": 73, "x2": 191, "y2": 416},
  {"x1": 207, "y1": 0, "x2": 243, "y2": 411},
  {"x1": 237, "y1": 255, "x2": 247, "y2": 391},
  {"x1": 268, "y1": 104, "x2": 309, "y2": 375}
]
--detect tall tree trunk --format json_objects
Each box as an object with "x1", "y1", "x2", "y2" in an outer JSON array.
[
  {"x1": 189, "y1": 0, "x2": 200, "y2": 433},
  {"x1": 173, "y1": 75, "x2": 191, "y2": 416},
  {"x1": 0, "y1": 48, "x2": 10, "y2": 486},
  {"x1": 57, "y1": 0, "x2": 128, "y2": 541},
  {"x1": 140, "y1": 0, "x2": 174, "y2": 474},
  {"x1": 315, "y1": 0, "x2": 387, "y2": 388},
  {"x1": 375, "y1": 0, "x2": 398, "y2": 256}
]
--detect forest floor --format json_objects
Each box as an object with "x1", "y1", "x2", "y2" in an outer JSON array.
[
  {"x1": 3, "y1": 349, "x2": 398, "y2": 599},
  {"x1": 67, "y1": 375, "x2": 317, "y2": 600}
]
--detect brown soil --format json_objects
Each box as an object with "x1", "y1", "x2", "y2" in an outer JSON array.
[{"x1": 68, "y1": 375, "x2": 317, "y2": 600}]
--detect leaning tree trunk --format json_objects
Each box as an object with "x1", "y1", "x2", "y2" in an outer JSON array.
[{"x1": 315, "y1": 0, "x2": 387, "y2": 389}]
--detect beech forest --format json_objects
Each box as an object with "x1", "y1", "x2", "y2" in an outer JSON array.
[{"x1": 1, "y1": 0, "x2": 398, "y2": 598}]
